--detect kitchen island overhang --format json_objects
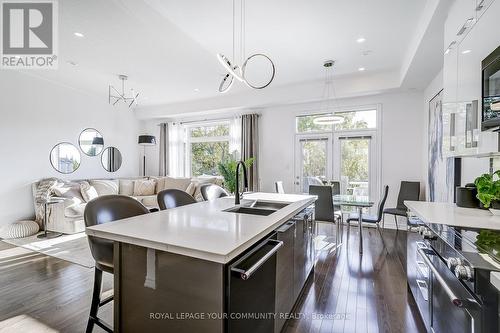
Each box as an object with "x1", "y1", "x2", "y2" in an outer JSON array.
[{"x1": 86, "y1": 192, "x2": 317, "y2": 333}]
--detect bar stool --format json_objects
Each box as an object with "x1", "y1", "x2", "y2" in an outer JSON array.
[
  {"x1": 157, "y1": 189, "x2": 196, "y2": 210},
  {"x1": 200, "y1": 184, "x2": 229, "y2": 201},
  {"x1": 84, "y1": 195, "x2": 150, "y2": 333}
]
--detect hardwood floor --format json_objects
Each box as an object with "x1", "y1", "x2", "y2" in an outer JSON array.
[
  {"x1": 0, "y1": 225, "x2": 424, "y2": 333},
  {"x1": 283, "y1": 224, "x2": 426, "y2": 333}
]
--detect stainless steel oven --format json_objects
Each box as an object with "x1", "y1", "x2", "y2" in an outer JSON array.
[{"x1": 407, "y1": 218, "x2": 499, "y2": 333}]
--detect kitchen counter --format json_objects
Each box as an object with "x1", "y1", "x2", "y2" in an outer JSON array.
[
  {"x1": 86, "y1": 192, "x2": 316, "y2": 263},
  {"x1": 404, "y1": 201, "x2": 500, "y2": 231}
]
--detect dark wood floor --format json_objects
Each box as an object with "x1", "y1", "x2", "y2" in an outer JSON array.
[
  {"x1": 283, "y1": 225, "x2": 426, "y2": 333},
  {"x1": 0, "y1": 225, "x2": 425, "y2": 333}
]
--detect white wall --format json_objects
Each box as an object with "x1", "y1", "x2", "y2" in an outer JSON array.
[{"x1": 0, "y1": 71, "x2": 140, "y2": 227}]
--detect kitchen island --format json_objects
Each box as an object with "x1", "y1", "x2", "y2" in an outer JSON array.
[{"x1": 86, "y1": 192, "x2": 316, "y2": 333}]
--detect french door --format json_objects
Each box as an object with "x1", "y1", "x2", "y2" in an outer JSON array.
[{"x1": 295, "y1": 131, "x2": 378, "y2": 205}]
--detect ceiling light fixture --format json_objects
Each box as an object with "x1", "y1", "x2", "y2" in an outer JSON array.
[
  {"x1": 108, "y1": 75, "x2": 139, "y2": 108},
  {"x1": 356, "y1": 37, "x2": 366, "y2": 43},
  {"x1": 74, "y1": 32, "x2": 84, "y2": 38},
  {"x1": 217, "y1": 0, "x2": 275, "y2": 93},
  {"x1": 313, "y1": 60, "x2": 344, "y2": 125},
  {"x1": 358, "y1": 67, "x2": 366, "y2": 71},
  {"x1": 461, "y1": 49, "x2": 472, "y2": 54}
]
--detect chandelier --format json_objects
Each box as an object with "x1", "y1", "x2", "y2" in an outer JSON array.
[
  {"x1": 313, "y1": 61, "x2": 344, "y2": 125},
  {"x1": 109, "y1": 75, "x2": 139, "y2": 108},
  {"x1": 217, "y1": 0, "x2": 275, "y2": 93}
]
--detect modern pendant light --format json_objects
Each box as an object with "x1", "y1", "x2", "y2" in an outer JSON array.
[
  {"x1": 217, "y1": 0, "x2": 275, "y2": 93},
  {"x1": 313, "y1": 60, "x2": 344, "y2": 125},
  {"x1": 109, "y1": 75, "x2": 140, "y2": 108}
]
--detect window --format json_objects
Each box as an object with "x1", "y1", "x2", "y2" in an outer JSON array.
[
  {"x1": 187, "y1": 122, "x2": 231, "y2": 176},
  {"x1": 296, "y1": 109, "x2": 377, "y2": 133}
]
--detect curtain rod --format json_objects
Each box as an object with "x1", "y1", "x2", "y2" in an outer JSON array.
[{"x1": 157, "y1": 113, "x2": 261, "y2": 126}]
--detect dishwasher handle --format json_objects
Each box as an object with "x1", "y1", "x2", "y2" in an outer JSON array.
[
  {"x1": 417, "y1": 248, "x2": 463, "y2": 307},
  {"x1": 231, "y1": 240, "x2": 283, "y2": 280}
]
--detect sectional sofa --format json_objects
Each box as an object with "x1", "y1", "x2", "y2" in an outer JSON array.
[{"x1": 32, "y1": 176, "x2": 224, "y2": 234}]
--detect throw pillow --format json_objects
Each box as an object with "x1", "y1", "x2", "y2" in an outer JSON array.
[
  {"x1": 52, "y1": 181, "x2": 85, "y2": 204},
  {"x1": 119, "y1": 179, "x2": 135, "y2": 196},
  {"x1": 89, "y1": 179, "x2": 119, "y2": 196},
  {"x1": 134, "y1": 179, "x2": 156, "y2": 196},
  {"x1": 80, "y1": 181, "x2": 99, "y2": 202},
  {"x1": 157, "y1": 176, "x2": 192, "y2": 193}
]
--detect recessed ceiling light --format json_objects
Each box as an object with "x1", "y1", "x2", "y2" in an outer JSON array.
[
  {"x1": 74, "y1": 32, "x2": 84, "y2": 38},
  {"x1": 358, "y1": 67, "x2": 366, "y2": 71},
  {"x1": 461, "y1": 49, "x2": 472, "y2": 54},
  {"x1": 194, "y1": 88, "x2": 200, "y2": 92},
  {"x1": 356, "y1": 37, "x2": 366, "y2": 43}
]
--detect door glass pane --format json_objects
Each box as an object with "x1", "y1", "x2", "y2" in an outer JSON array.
[
  {"x1": 340, "y1": 138, "x2": 370, "y2": 196},
  {"x1": 299, "y1": 139, "x2": 328, "y2": 193}
]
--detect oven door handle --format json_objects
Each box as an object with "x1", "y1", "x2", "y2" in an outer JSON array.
[{"x1": 417, "y1": 248, "x2": 464, "y2": 308}]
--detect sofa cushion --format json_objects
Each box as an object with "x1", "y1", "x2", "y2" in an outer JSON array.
[
  {"x1": 119, "y1": 179, "x2": 136, "y2": 196},
  {"x1": 52, "y1": 181, "x2": 85, "y2": 204},
  {"x1": 133, "y1": 179, "x2": 156, "y2": 196},
  {"x1": 65, "y1": 203, "x2": 86, "y2": 218},
  {"x1": 156, "y1": 176, "x2": 191, "y2": 193},
  {"x1": 80, "y1": 181, "x2": 99, "y2": 202},
  {"x1": 89, "y1": 179, "x2": 119, "y2": 196}
]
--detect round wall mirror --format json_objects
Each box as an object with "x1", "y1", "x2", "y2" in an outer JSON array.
[
  {"x1": 101, "y1": 147, "x2": 122, "y2": 172},
  {"x1": 50, "y1": 143, "x2": 81, "y2": 174},
  {"x1": 79, "y1": 128, "x2": 104, "y2": 156}
]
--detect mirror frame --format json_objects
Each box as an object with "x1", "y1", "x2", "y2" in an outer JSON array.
[
  {"x1": 49, "y1": 142, "x2": 81, "y2": 174},
  {"x1": 101, "y1": 146, "x2": 123, "y2": 173},
  {"x1": 78, "y1": 128, "x2": 104, "y2": 157}
]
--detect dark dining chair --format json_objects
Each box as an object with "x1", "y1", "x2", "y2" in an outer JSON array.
[
  {"x1": 275, "y1": 181, "x2": 285, "y2": 194},
  {"x1": 157, "y1": 189, "x2": 197, "y2": 210},
  {"x1": 309, "y1": 185, "x2": 342, "y2": 243},
  {"x1": 84, "y1": 195, "x2": 150, "y2": 333},
  {"x1": 346, "y1": 185, "x2": 389, "y2": 229},
  {"x1": 383, "y1": 181, "x2": 420, "y2": 229},
  {"x1": 200, "y1": 184, "x2": 229, "y2": 201}
]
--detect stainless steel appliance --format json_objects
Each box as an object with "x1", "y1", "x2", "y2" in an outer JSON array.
[
  {"x1": 407, "y1": 218, "x2": 500, "y2": 333},
  {"x1": 481, "y1": 45, "x2": 500, "y2": 131},
  {"x1": 228, "y1": 233, "x2": 282, "y2": 333}
]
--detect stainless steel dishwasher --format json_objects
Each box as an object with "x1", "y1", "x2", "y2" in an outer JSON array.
[{"x1": 227, "y1": 233, "x2": 283, "y2": 333}]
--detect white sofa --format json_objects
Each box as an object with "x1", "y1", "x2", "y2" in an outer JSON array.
[{"x1": 32, "y1": 175, "x2": 224, "y2": 234}]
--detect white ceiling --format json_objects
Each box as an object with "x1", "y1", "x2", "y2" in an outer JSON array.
[{"x1": 21, "y1": 0, "x2": 442, "y2": 113}]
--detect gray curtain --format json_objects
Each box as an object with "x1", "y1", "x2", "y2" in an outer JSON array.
[
  {"x1": 241, "y1": 114, "x2": 259, "y2": 191},
  {"x1": 159, "y1": 123, "x2": 169, "y2": 176}
]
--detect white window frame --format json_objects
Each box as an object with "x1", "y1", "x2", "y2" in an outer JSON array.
[
  {"x1": 294, "y1": 104, "x2": 383, "y2": 212},
  {"x1": 185, "y1": 120, "x2": 231, "y2": 177}
]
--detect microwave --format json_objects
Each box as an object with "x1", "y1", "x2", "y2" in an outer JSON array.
[{"x1": 482, "y1": 45, "x2": 500, "y2": 131}]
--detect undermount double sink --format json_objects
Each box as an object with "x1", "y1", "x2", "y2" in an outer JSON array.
[{"x1": 224, "y1": 200, "x2": 291, "y2": 216}]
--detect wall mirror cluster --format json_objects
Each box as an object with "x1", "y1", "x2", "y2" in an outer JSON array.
[{"x1": 49, "y1": 128, "x2": 123, "y2": 174}]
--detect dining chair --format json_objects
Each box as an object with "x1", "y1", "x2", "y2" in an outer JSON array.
[
  {"x1": 157, "y1": 189, "x2": 197, "y2": 210},
  {"x1": 383, "y1": 181, "x2": 420, "y2": 229},
  {"x1": 275, "y1": 181, "x2": 285, "y2": 194},
  {"x1": 309, "y1": 185, "x2": 342, "y2": 243},
  {"x1": 200, "y1": 184, "x2": 229, "y2": 201},
  {"x1": 346, "y1": 185, "x2": 389, "y2": 229},
  {"x1": 84, "y1": 195, "x2": 150, "y2": 333}
]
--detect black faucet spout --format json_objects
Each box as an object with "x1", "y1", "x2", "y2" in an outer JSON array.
[{"x1": 235, "y1": 161, "x2": 248, "y2": 205}]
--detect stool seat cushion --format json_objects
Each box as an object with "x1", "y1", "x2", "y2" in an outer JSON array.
[{"x1": 0, "y1": 220, "x2": 40, "y2": 239}]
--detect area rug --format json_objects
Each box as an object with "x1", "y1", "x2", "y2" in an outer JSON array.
[{"x1": 2, "y1": 232, "x2": 94, "y2": 268}]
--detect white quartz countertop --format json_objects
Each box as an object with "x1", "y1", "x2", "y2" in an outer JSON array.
[
  {"x1": 86, "y1": 192, "x2": 316, "y2": 264},
  {"x1": 405, "y1": 201, "x2": 500, "y2": 230}
]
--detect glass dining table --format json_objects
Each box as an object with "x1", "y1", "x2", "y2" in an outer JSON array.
[{"x1": 333, "y1": 195, "x2": 374, "y2": 255}]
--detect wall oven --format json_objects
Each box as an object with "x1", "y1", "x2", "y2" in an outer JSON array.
[{"x1": 407, "y1": 218, "x2": 499, "y2": 333}]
